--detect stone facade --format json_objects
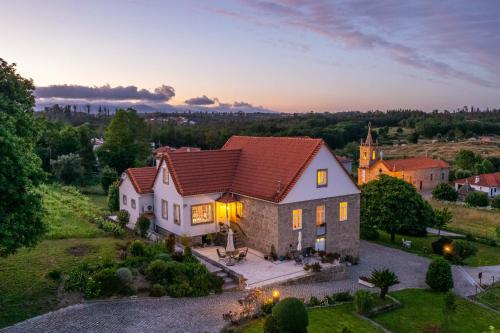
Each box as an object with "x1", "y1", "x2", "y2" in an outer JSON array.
[{"x1": 235, "y1": 193, "x2": 360, "y2": 260}]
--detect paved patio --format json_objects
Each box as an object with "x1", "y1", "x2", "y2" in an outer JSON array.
[{"x1": 194, "y1": 246, "x2": 332, "y2": 288}]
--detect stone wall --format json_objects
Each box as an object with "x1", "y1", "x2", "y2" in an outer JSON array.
[{"x1": 277, "y1": 193, "x2": 360, "y2": 259}]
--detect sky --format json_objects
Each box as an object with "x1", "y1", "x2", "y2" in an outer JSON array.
[{"x1": 1, "y1": 0, "x2": 499, "y2": 113}]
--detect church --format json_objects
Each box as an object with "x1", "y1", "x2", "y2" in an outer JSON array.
[{"x1": 357, "y1": 124, "x2": 449, "y2": 192}]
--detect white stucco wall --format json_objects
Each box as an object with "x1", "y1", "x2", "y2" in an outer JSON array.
[
  {"x1": 280, "y1": 145, "x2": 360, "y2": 204},
  {"x1": 119, "y1": 175, "x2": 153, "y2": 228},
  {"x1": 183, "y1": 194, "x2": 220, "y2": 236},
  {"x1": 455, "y1": 183, "x2": 499, "y2": 197}
]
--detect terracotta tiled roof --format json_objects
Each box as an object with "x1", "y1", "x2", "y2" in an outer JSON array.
[
  {"x1": 222, "y1": 136, "x2": 323, "y2": 202},
  {"x1": 154, "y1": 146, "x2": 200, "y2": 156},
  {"x1": 381, "y1": 157, "x2": 449, "y2": 171},
  {"x1": 455, "y1": 172, "x2": 500, "y2": 187},
  {"x1": 163, "y1": 150, "x2": 241, "y2": 196},
  {"x1": 125, "y1": 167, "x2": 157, "y2": 194}
]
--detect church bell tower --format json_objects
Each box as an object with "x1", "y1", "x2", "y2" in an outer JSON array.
[{"x1": 358, "y1": 122, "x2": 381, "y2": 184}]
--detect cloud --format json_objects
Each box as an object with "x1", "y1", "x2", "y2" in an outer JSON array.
[
  {"x1": 184, "y1": 95, "x2": 215, "y2": 105},
  {"x1": 35, "y1": 84, "x2": 175, "y2": 102},
  {"x1": 215, "y1": 0, "x2": 499, "y2": 87},
  {"x1": 233, "y1": 101, "x2": 253, "y2": 108}
]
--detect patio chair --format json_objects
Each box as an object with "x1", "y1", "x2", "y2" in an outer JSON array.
[
  {"x1": 236, "y1": 248, "x2": 248, "y2": 263},
  {"x1": 217, "y1": 248, "x2": 227, "y2": 261},
  {"x1": 402, "y1": 238, "x2": 412, "y2": 249}
]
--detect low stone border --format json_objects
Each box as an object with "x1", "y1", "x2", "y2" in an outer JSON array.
[
  {"x1": 276, "y1": 264, "x2": 347, "y2": 287},
  {"x1": 193, "y1": 248, "x2": 247, "y2": 290},
  {"x1": 366, "y1": 295, "x2": 402, "y2": 317},
  {"x1": 353, "y1": 312, "x2": 393, "y2": 333}
]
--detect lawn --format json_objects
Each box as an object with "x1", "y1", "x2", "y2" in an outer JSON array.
[
  {"x1": 429, "y1": 198, "x2": 500, "y2": 240},
  {"x1": 477, "y1": 285, "x2": 500, "y2": 311},
  {"x1": 237, "y1": 303, "x2": 382, "y2": 333},
  {"x1": 374, "y1": 289, "x2": 500, "y2": 333},
  {"x1": 371, "y1": 231, "x2": 500, "y2": 267},
  {"x1": 78, "y1": 184, "x2": 109, "y2": 211},
  {"x1": 0, "y1": 185, "x2": 123, "y2": 329}
]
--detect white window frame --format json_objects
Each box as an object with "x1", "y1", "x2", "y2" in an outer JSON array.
[
  {"x1": 292, "y1": 209, "x2": 302, "y2": 230},
  {"x1": 316, "y1": 169, "x2": 328, "y2": 187},
  {"x1": 191, "y1": 203, "x2": 214, "y2": 225},
  {"x1": 131, "y1": 199, "x2": 136, "y2": 210},
  {"x1": 173, "y1": 204, "x2": 181, "y2": 225},
  {"x1": 161, "y1": 199, "x2": 168, "y2": 220},
  {"x1": 162, "y1": 167, "x2": 169, "y2": 184},
  {"x1": 122, "y1": 194, "x2": 127, "y2": 206}
]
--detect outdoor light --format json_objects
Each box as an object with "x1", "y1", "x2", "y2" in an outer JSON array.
[
  {"x1": 272, "y1": 289, "x2": 280, "y2": 303},
  {"x1": 443, "y1": 245, "x2": 452, "y2": 254}
]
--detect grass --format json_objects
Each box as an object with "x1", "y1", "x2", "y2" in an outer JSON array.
[
  {"x1": 237, "y1": 303, "x2": 382, "y2": 333},
  {"x1": 78, "y1": 184, "x2": 109, "y2": 211},
  {"x1": 0, "y1": 184, "x2": 123, "y2": 329},
  {"x1": 374, "y1": 289, "x2": 500, "y2": 333},
  {"x1": 371, "y1": 231, "x2": 500, "y2": 267},
  {"x1": 429, "y1": 198, "x2": 500, "y2": 240},
  {"x1": 477, "y1": 285, "x2": 500, "y2": 311}
]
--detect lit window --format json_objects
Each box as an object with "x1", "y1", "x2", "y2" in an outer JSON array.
[
  {"x1": 122, "y1": 195, "x2": 127, "y2": 205},
  {"x1": 316, "y1": 205, "x2": 326, "y2": 236},
  {"x1": 131, "y1": 199, "x2": 136, "y2": 209},
  {"x1": 173, "y1": 204, "x2": 181, "y2": 225},
  {"x1": 161, "y1": 199, "x2": 168, "y2": 220},
  {"x1": 316, "y1": 169, "x2": 328, "y2": 187},
  {"x1": 162, "y1": 167, "x2": 169, "y2": 184},
  {"x1": 361, "y1": 169, "x2": 366, "y2": 183},
  {"x1": 191, "y1": 204, "x2": 213, "y2": 224},
  {"x1": 315, "y1": 237, "x2": 326, "y2": 252},
  {"x1": 236, "y1": 202, "x2": 243, "y2": 218},
  {"x1": 372, "y1": 151, "x2": 376, "y2": 160},
  {"x1": 363, "y1": 151, "x2": 367, "y2": 160},
  {"x1": 292, "y1": 209, "x2": 302, "y2": 230},
  {"x1": 339, "y1": 202, "x2": 348, "y2": 221}
]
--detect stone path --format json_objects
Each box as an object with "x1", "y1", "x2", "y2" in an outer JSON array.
[{"x1": 1, "y1": 241, "x2": 486, "y2": 333}]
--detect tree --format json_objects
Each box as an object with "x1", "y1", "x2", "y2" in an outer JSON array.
[
  {"x1": 492, "y1": 196, "x2": 500, "y2": 209},
  {"x1": 474, "y1": 159, "x2": 495, "y2": 175},
  {"x1": 426, "y1": 257, "x2": 454, "y2": 292},
  {"x1": 407, "y1": 132, "x2": 419, "y2": 143},
  {"x1": 136, "y1": 215, "x2": 151, "y2": 238},
  {"x1": 465, "y1": 191, "x2": 489, "y2": 207},
  {"x1": 96, "y1": 108, "x2": 150, "y2": 174},
  {"x1": 0, "y1": 58, "x2": 46, "y2": 256},
  {"x1": 434, "y1": 208, "x2": 453, "y2": 236},
  {"x1": 370, "y1": 268, "x2": 399, "y2": 299},
  {"x1": 442, "y1": 291, "x2": 457, "y2": 332},
  {"x1": 272, "y1": 297, "x2": 308, "y2": 333},
  {"x1": 50, "y1": 153, "x2": 85, "y2": 185},
  {"x1": 100, "y1": 166, "x2": 118, "y2": 194},
  {"x1": 455, "y1": 149, "x2": 477, "y2": 171},
  {"x1": 107, "y1": 180, "x2": 120, "y2": 212},
  {"x1": 361, "y1": 175, "x2": 435, "y2": 242},
  {"x1": 432, "y1": 183, "x2": 458, "y2": 202}
]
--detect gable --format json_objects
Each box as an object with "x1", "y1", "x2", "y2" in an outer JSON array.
[{"x1": 280, "y1": 145, "x2": 360, "y2": 204}]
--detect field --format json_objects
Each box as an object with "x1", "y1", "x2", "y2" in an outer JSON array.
[
  {"x1": 477, "y1": 285, "x2": 500, "y2": 311},
  {"x1": 238, "y1": 290, "x2": 500, "y2": 333},
  {"x1": 381, "y1": 139, "x2": 500, "y2": 163},
  {"x1": 429, "y1": 198, "x2": 500, "y2": 239},
  {"x1": 0, "y1": 185, "x2": 123, "y2": 329}
]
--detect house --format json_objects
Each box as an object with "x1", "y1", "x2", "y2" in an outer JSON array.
[
  {"x1": 119, "y1": 136, "x2": 361, "y2": 259},
  {"x1": 119, "y1": 167, "x2": 156, "y2": 229},
  {"x1": 454, "y1": 172, "x2": 500, "y2": 198},
  {"x1": 357, "y1": 123, "x2": 449, "y2": 192}
]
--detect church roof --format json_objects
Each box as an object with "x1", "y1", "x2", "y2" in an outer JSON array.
[{"x1": 380, "y1": 157, "x2": 449, "y2": 171}]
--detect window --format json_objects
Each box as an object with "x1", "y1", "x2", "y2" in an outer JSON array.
[
  {"x1": 162, "y1": 167, "x2": 169, "y2": 184},
  {"x1": 191, "y1": 204, "x2": 213, "y2": 224},
  {"x1": 441, "y1": 172, "x2": 445, "y2": 180},
  {"x1": 316, "y1": 205, "x2": 325, "y2": 235},
  {"x1": 173, "y1": 204, "x2": 181, "y2": 225},
  {"x1": 363, "y1": 151, "x2": 367, "y2": 160},
  {"x1": 122, "y1": 194, "x2": 127, "y2": 205},
  {"x1": 372, "y1": 150, "x2": 376, "y2": 160},
  {"x1": 315, "y1": 237, "x2": 326, "y2": 252},
  {"x1": 131, "y1": 199, "x2": 136, "y2": 209},
  {"x1": 161, "y1": 199, "x2": 168, "y2": 220},
  {"x1": 339, "y1": 202, "x2": 348, "y2": 221},
  {"x1": 236, "y1": 202, "x2": 243, "y2": 218},
  {"x1": 316, "y1": 169, "x2": 328, "y2": 187},
  {"x1": 292, "y1": 209, "x2": 302, "y2": 230},
  {"x1": 430, "y1": 173, "x2": 433, "y2": 181},
  {"x1": 361, "y1": 169, "x2": 366, "y2": 183}
]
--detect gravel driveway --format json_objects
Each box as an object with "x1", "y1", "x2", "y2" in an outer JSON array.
[{"x1": 1, "y1": 241, "x2": 484, "y2": 333}]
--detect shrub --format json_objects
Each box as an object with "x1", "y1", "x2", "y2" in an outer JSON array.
[
  {"x1": 100, "y1": 220, "x2": 124, "y2": 236},
  {"x1": 261, "y1": 299, "x2": 275, "y2": 314},
  {"x1": 272, "y1": 297, "x2": 308, "y2": 333},
  {"x1": 370, "y1": 268, "x2": 399, "y2": 299},
  {"x1": 116, "y1": 267, "x2": 133, "y2": 285},
  {"x1": 155, "y1": 253, "x2": 172, "y2": 262},
  {"x1": 184, "y1": 246, "x2": 193, "y2": 258},
  {"x1": 117, "y1": 210, "x2": 130, "y2": 227},
  {"x1": 491, "y1": 196, "x2": 500, "y2": 209},
  {"x1": 92, "y1": 268, "x2": 124, "y2": 297},
  {"x1": 84, "y1": 277, "x2": 101, "y2": 299},
  {"x1": 431, "y1": 237, "x2": 453, "y2": 255},
  {"x1": 332, "y1": 291, "x2": 353, "y2": 303},
  {"x1": 47, "y1": 269, "x2": 62, "y2": 281},
  {"x1": 100, "y1": 166, "x2": 118, "y2": 194},
  {"x1": 465, "y1": 191, "x2": 490, "y2": 207},
  {"x1": 107, "y1": 181, "x2": 120, "y2": 212},
  {"x1": 165, "y1": 234, "x2": 176, "y2": 253},
  {"x1": 208, "y1": 273, "x2": 224, "y2": 294},
  {"x1": 432, "y1": 183, "x2": 458, "y2": 202},
  {"x1": 130, "y1": 240, "x2": 147, "y2": 257},
  {"x1": 354, "y1": 290, "x2": 374, "y2": 315},
  {"x1": 426, "y1": 257, "x2": 454, "y2": 292},
  {"x1": 145, "y1": 259, "x2": 169, "y2": 284},
  {"x1": 171, "y1": 250, "x2": 184, "y2": 262},
  {"x1": 136, "y1": 214, "x2": 150, "y2": 237},
  {"x1": 65, "y1": 265, "x2": 90, "y2": 292},
  {"x1": 264, "y1": 315, "x2": 279, "y2": 333},
  {"x1": 179, "y1": 235, "x2": 191, "y2": 247},
  {"x1": 149, "y1": 283, "x2": 166, "y2": 297},
  {"x1": 306, "y1": 296, "x2": 321, "y2": 307},
  {"x1": 303, "y1": 262, "x2": 322, "y2": 272},
  {"x1": 451, "y1": 240, "x2": 478, "y2": 264},
  {"x1": 167, "y1": 281, "x2": 193, "y2": 297},
  {"x1": 360, "y1": 225, "x2": 379, "y2": 240}
]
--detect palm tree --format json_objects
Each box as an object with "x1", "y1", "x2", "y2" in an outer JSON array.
[{"x1": 370, "y1": 268, "x2": 400, "y2": 299}]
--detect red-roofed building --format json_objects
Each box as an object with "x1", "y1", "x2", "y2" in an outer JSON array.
[
  {"x1": 119, "y1": 167, "x2": 157, "y2": 227},
  {"x1": 119, "y1": 136, "x2": 361, "y2": 258},
  {"x1": 454, "y1": 172, "x2": 500, "y2": 197},
  {"x1": 358, "y1": 125, "x2": 449, "y2": 192}
]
